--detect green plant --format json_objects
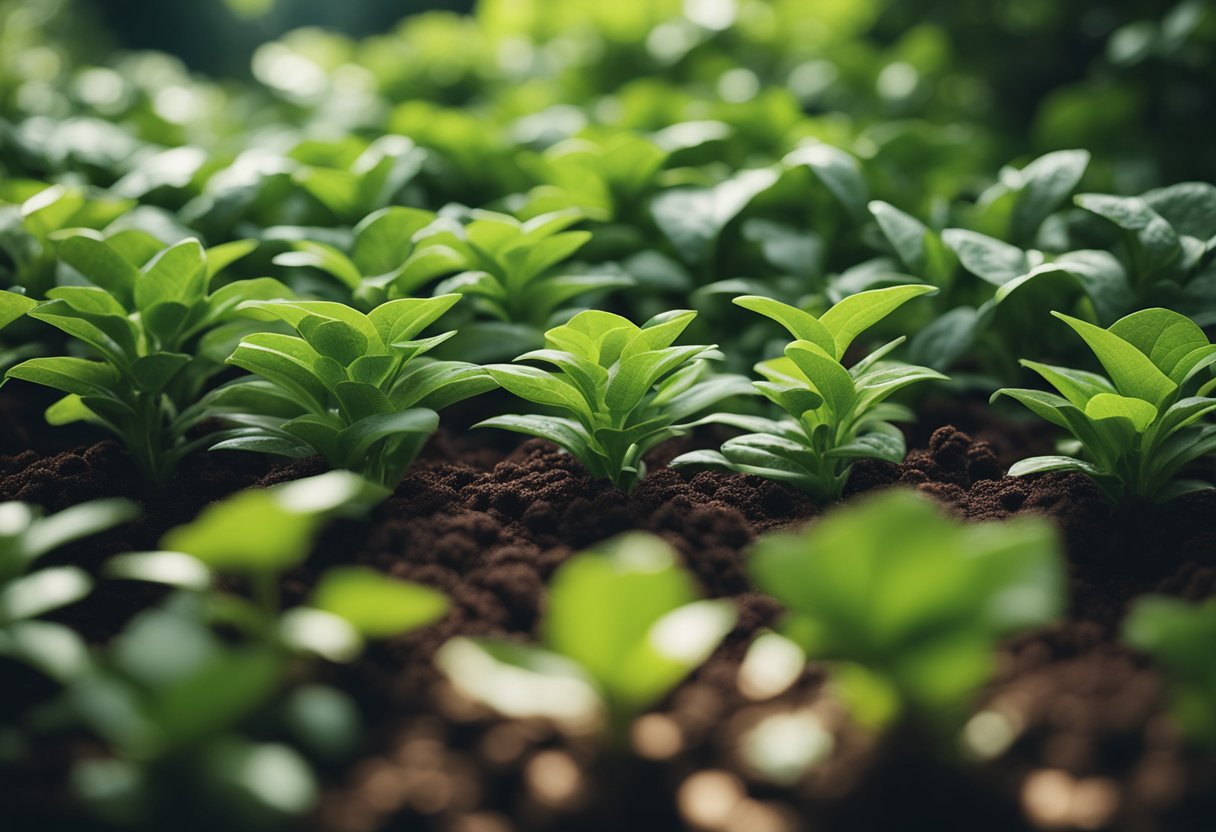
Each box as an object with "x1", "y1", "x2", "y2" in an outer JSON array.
[
  {"x1": 3, "y1": 232, "x2": 283, "y2": 484},
  {"x1": 72, "y1": 472, "x2": 447, "y2": 828},
  {"x1": 435, "y1": 533, "x2": 735, "y2": 739},
  {"x1": 1124, "y1": 596, "x2": 1216, "y2": 748},
  {"x1": 477, "y1": 308, "x2": 753, "y2": 492},
  {"x1": 749, "y1": 489, "x2": 1065, "y2": 730},
  {"x1": 993, "y1": 308, "x2": 1216, "y2": 503},
  {"x1": 421, "y1": 208, "x2": 634, "y2": 362},
  {"x1": 0, "y1": 499, "x2": 138, "y2": 691},
  {"x1": 108, "y1": 470, "x2": 448, "y2": 658},
  {"x1": 210, "y1": 295, "x2": 496, "y2": 487},
  {"x1": 672, "y1": 285, "x2": 945, "y2": 500}
]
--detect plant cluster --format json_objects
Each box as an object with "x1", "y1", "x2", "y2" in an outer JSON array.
[
  {"x1": 480, "y1": 308, "x2": 752, "y2": 492},
  {"x1": 210, "y1": 295, "x2": 494, "y2": 487},
  {"x1": 0, "y1": 2, "x2": 1214, "y2": 825},
  {"x1": 673, "y1": 285, "x2": 946, "y2": 500},
  {"x1": 994, "y1": 308, "x2": 1216, "y2": 503}
]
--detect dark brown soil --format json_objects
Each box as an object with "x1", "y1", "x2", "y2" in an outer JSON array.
[{"x1": 1, "y1": 413, "x2": 1213, "y2": 832}]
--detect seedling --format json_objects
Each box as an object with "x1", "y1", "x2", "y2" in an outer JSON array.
[
  {"x1": 477, "y1": 308, "x2": 753, "y2": 492},
  {"x1": 107, "y1": 470, "x2": 449, "y2": 658},
  {"x1": 749, "y1": 489, "x2": 1065, "y2": 730},
  {"x1": 73, "y1": 472, "x2": 447, "y2": 826},
  {"x1": 672, "y1": 285, "x2": 945, "y2": 501},
  {"x1": 1124, "y1": 596, "x2": 1216, "y2": 748},
  {"x1": 993, "y1": 308, "x2": 1216, "y2": 503},
  {"x1": 0, "y1": 499, "x2": 138, "y2": 688},
  {"x1": 3, "y1": 232, "x2": 281, "y2": 484},
  {"x1": 210, "y1": 295, "x2": 496, "y2": 487},
  {"x1": 436, "y1": 533, "x2": 735, "y2": 740}
]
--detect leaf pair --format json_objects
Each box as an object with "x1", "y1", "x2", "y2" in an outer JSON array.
[
  {"x1": 994, "y1": 308, "x2": 1216, "y2": 503},
  {"x1": 673, "y1": 285, "x2": 945, "y2": 501},
  {"x1": 4, "y1": 231, "x2": 280, "y2": 483},
  {"x1": 212, "y1": 295, "x2": 496, "y2": 486},
  {"x1": 750, "y1": 489, "x2": 1065, "y2": 729},
  {"x1": 436, "y1": 533, "x2": 735, "y2": 736},
  {"x1": 477, "y1": 308, "x2": 753, "y2": 492}
]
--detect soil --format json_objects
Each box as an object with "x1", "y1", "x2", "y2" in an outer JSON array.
[{"x1": 1, "y1": 400, "x2": 1213, "y2": 832}]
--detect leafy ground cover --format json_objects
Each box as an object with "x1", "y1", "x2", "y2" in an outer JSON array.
[{"x1": 1, "y1": 1, "x2": 1215, "y2": 830}]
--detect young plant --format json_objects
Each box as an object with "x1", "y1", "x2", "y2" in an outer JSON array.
[
  {"x1": 421, "y1": 208, "x2": 634, "y2": 362},
  {"x1": 477, "y1": 308, "x2": 753, "y2": 492},
  {"x1": 1124, "y1": 596, "x2": 1216, "y2": 748},
  {"x1": 107, "y1": 471, "x2": 449, "y2": 659},
  {"x1": 749, "y1": 489, "x2": 1065, "y2": 730},
  {"x1": 993, "y1": 308, "x2": 1216, "y2": 503},
  {"x1": 210, "y1": 295, "x2": 496, "y2": 487},
  {"x1": 672, "y1": 285, "x2": 946, "y2": 501},
  {"x1": 436, "y1": 533, "x2": 735, "y2": 740},
  {"x1": 0, "y1": 499, "x2": 138, "y2": 691},
  {"x1": 76, "y1": 472, "x2": 448, "y2": 827},
  {"x1": 3, "y1": 231, "x2": 282, "y2": 484}
]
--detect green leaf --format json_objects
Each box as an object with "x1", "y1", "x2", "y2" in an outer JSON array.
[
  {"x1": 1084, "y1": 393, "x2": 1158, "y2": 432},
  {"x1": 366, "y1": 294, "x2": 461, "y2": 345},
  {"x1": 473, "y1": 414, "x2": 596, "y2": 463},
  {"x1": 785, "y1": 143, "x2": 868, "y2": 221},
  {"x1": 205, "y1": 239, "x2": 258, "y2": 279},
  {"x1": 819, "y1": 284, "x2": 936, "y2": 359},
  {"x1": 941, "y1": 229, "x2": 1029, "y2": 285},
  {"x1": 651, "y1": 168, "x2": 780, "y2": 265},
  {"x1": 311, "y1": 566, "x2": 448, "y2": 638},
  {"x1": 1108, "y1": 308, "x2": 1210, "y2": 383},
  {"x1": 49, "y1": 229, "x2": 140, "y2": 306},
  {"x1": 275, "y1": 242, "x2": 363, "y2": 291},
  {"x1": 1011, "y1": 149, "x2": 1090, "y2": 242},
  {"x1": 605, "y1": 346, "x2": 706, "y2": 412},
  {"x1": 161, "y1": 472, "x2": 382, "y2": 574},
  {"x1": 333, "y1": 408, "x2": 438, "y2": 469},
  {"x1": 1053, "y1": 312, "x2": 1177, "y2": 405},
  {"x1": 0, "y1": 566, "x2": 92, "y2": 622},
  {"x1": 6, "y1": 356, "x2": 122, "y2": 398},
  {"x1": 784, "y1": 341, "x2": 856, "y2": 417},
  {"x1": 544, "y1": 533, "x2": 731, "y2": 713},
  {"x1": 869, "y1": 200, "x2": 931, "y2": 273},
  {"x1": 162, "y1": 491, "x2": 323, "y2": 574},
  {"x1": 1020, "y1": 360, "x2": 1116, "y2": 408},
  {"x1": 134, "y1": 239, "x2": 207, "y2": 313},
  {"x1": 228, "y1": 334, "x2": 333, "y2": 411},
  {"x1": 733, "y1": 296, "x2": 836, "y2": 355},
  {"x1": 1007, "y1": 455, "x2": 1103, "y2": 477},
  {"x1": 0, "y1": 291, "x2": 36, "y2": 329},
  {"x1": 1076, "y1": 193, "x2": 1180, "y2": 278},
  {"x1": 484, "y1": 364, "x2": 590, "y2": 417}
]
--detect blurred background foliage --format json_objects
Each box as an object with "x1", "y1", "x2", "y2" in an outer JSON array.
[{"x1": 1, "y1": 0, "x2": 1213, "y2": 192}]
